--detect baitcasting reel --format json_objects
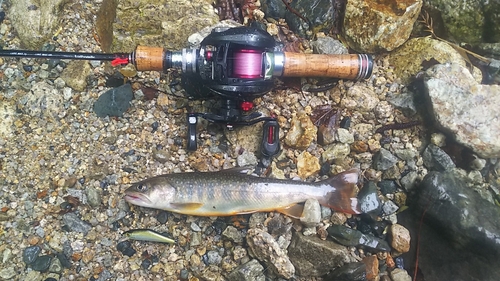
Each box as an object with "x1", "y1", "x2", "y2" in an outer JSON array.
[{"x1": 0, "y1": 26, "x2": 373, "y2": 159}]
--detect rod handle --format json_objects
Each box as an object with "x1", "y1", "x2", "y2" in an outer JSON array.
[
  {"x1": 282, "y1": 52, "x2": 373, "y2": 80},
  {"x1": 133, "y1": 46, "x2": 165, "y2": 71}
]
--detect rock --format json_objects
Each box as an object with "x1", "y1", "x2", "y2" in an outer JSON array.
[
  {"x1": 222, "y1": 226, "x2": 244, "y2": 244},
  {"x1": 378, "y1": 180, "x2": 399, "y2": 195},
  {"x1": 323, "y1": 262, "x2": 366, "y2": 281},
  {"x1": 0, "y1": 267, "x2": 16, "y2": 280},
  {"x1": 246, "y1": 228, "x2": 295, "y2": 279},
  {"x1": 207, "y1": 250, "x2": 222, "y2": 265},
  {"x1": 227, "y1": 259, "x2": 265, "y2": 281},
  {"x1": 424, "y1": 63, "x2": 500, "y2": 158},
  {"x1": 343, "y1": 0, "x2": 422, "y2": 52},
  {"x1": 358, "y1": 181, "x2": 381, "y2": 215},
  {"x1": 60, "y1": 61, "x2": 92, "y2": 92},
  {"x1": 116, "y1": 240, "x2": 136, "y2": 257},
  {"x1": 17, "y1": 81, "x2": 65, "y2": 119},
  {"x1": 111, "y1": 0, "x2": 219, "y2": 52},
  {"x1": 336, "y1": 128, "x2": 354, "y2": 144},
  {"x1": 389, "y1": 268, "x2": 412, "y2": 281},
  {"x1": 31, "y1": 255, "x2": 52, "y2": 272},
  {"x1": 387, "y1": 37, "x2": 482, "y2": 84},
  {"x1": 416, "y1": 171, "x2": 500, "y2": 258},
  {"x1": 9, "y1": 0, "x2": 67, "y2": 49},
  {"x1": 389, "y1": 224, "x2": 411, "y2": 253},
  {"x1": 297, "y1": 151, "x2": 320, "y2": 179},
  {"x1": 288, "y1": 232, "x2": 351, "y2": 276},
  {"x1": 327, "y1": 224, "x2": 391, "y2": 252},
  {"x1": 85, "y1": 186, "x2": 102, "y2": 208},
  {"x1": 152, "y1": 147, "x2": 170, "y2": 164},
  {"x1": 373, "y1": 148, "x2": 398, "y2": 171},
  {"x1": 300, "y1": 198, "x2": 321, "y2": 227},
  {"x1": 310, "y1": 36, "x2": 348, "y2": 55},
  {"x1": 237, "y1": 150, "x2": 258, "y2": 167},
  {"x1": 322, "y1": 143, "x2": 350, "y2": 164},
  {"x1": 93, "y1": 84, "x2": 134, "y2": 118},
  {"x1": 387, "y1": 90, "x2": 417, "y2": 116},
  {"x1": 48, "y1": 256, "x2": 63, "y2": 273},
  {"x1": 341, "y1": 85, "x2": 379, "y2": 114},
  {"x1": 399, "y1": 170, "x2": 419, "y2": 192},
  {"x1": 422, "y1": 144, "x2": 456, "y2": 171},
  {"x1": 23, "y1": 245, "x2": 42, "y2": 265},
  {"x1": 362, "y1": 255, "x2": 379, "y2": 280},
  {"x1": 425, "y1": 0, "x2": 500, "y2": 43},
  {"x1": 285, "y1": 112, "x2": 317, "y2": 150},
  {"x1": 382, "y1": 200, "x2": 399, "y2": 216},
  {"x1": 226, "y1": 122, "x2": 263, "y2": 155},
  {"x1": 283, "y1": 0, "x2": 338, "y2": 38},
  {"x1": 61, "y1": 213, "x2": 92, "y2": 235}
]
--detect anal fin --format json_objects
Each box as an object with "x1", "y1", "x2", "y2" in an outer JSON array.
[{"x1": 277, "y1": 203, "x2": 304, "y2": 219}]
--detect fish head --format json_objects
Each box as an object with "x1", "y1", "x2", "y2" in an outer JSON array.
[{"x1": 124, "y1": 177, "x2": 175, "y2": 209}]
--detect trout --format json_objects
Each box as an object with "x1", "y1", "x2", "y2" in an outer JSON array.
[{"x1": 124, "y1": 168, "x2": 361, "y2": 218}]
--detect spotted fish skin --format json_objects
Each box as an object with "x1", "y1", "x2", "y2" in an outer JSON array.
[{"x1": 124, "y1": 168, "x2": 361, "y2": 217}]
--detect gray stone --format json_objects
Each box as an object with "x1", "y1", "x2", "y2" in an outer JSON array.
[
  {"x1": 60, "y1": 61, "x2": 92, "y2": 92},
  {"x1": 288, "y1": 232, "x2": 351, "y2": 276},
  {"x1": 382, "y1": 200, "x2": 399, "y2": 216},
  {"x1": 387, "y1": 90, "x2": 417, "y2": 116},
  {"x1": 0, "y1": 267, "x2": 16, "y2": 280},
  {"x1": 327, "y1": 224, "x2": 391, "y2": 252},
  {"x1": 237, "y1": 150, "x2": 258, "y2": 167},
  {"x1": 227, "y1": 259, "x2": 265, "y2": 281},
  {"x1": 246, "y1": 228, "x2": 295, "y2": 279},
  {"x1": 17, "y1": 81, "x2": 65, "y2": 119},
  {"x1": 400, "y1": 170, "x2": 419, "y2": 192},
  {"x1": 422, "y1": 144, "x2": 456, "y2": 171},
  {"x1": 222, "y1": 226, "x2": 244, "y2": 243},
  {"x1": 310, "y1": 36, "x2": 348, "y2": 55},
  {"x1": 358, "y1": 181, "x2": 381, "y2": 215},
  {"x1": 390, "y1": 268, "x2": 412, "y2": 281},
  {"x1": 93, "y1": 84, "x2": 134, "y2": 118},
  {"x1": 341, "y1": 85, "x2": 379, "y2": 113},
  {"x1": 416, "y1": 171, "x2": 500, "y2": 258},
  {"x1": 300, "y1": 198, "x2": 321, "y2": 227},
  {"x1": 336, "y1": 128, "x2": 354, "y2": 144},
  {"x1": 373, "y1": 148, "x2": 398, "y2": 171},
  {"x1": 207, "y1": 250, "x2": 222, "y2": 265},
  {"x1": 424, "y1": 63, "x2": 500, "y2": 158},
  {"x1": 324, "y1": 262, "x2": 367, "y2": 281},
  {"x1": 85, "y1": 186, "x2": 102, "y2": 208},
  {"x1": 62, "y1": 213, "x2": 92, "y2": 235}
]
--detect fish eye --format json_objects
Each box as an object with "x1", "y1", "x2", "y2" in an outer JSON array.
[{"x1": 136, "y1": 183, "x2": 148, "y2": 192}]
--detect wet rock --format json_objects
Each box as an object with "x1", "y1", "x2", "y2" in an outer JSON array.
[
  {"x1": 111, "y1": 0, "x2": 219, "y2": 52},
  {"x1": 300, "y1": 198, "x2": 321, "y2": 228},
  {"x1": 62, "y1": 213, "x2": 92, "y2": 235},
  {"x1": 222, "y1": 226, "x2": 244, "y2": 244},
  {"x1": 378, "y1": 180, "x2": 398, "y2": 195},
  {"x1": 387, "y1": 90, "x2": 417, "y2": 116},
  {"x1": 358, "y1": 181, "x2": 381, "y2": 215},
  {"x1": 389, "y1": 224, "x2": 411, "y2": 253},
  {"x1": 327, "y1": 224, "x2": 391, "y2": 252},
  {"x1": 323, "y1": 262, "x2": 366, "y2": 281},
  {"x1": 373, "y1": 148, "x2": 398, "y2": 171},
  {"x1": 297, "y1": 151, "x2": 320, "y2": 179},
  {"x1": 31, "y1": 255, "x2": 52, "y2": 272},
  {"x1": 288, "y1": 232, "x2": 351, "y2": 276},
  {"x1": 283, "y1": 0, "x2": 337, "y2": 38},
  {"x1": 424, "y1": 63, "x2": 500, "y2": 158},
  {"x1": 399, "y1": 170, "x2": 419, "y2": 192},
  {"x1": 422, "y1": 144, "x2": 456, "y2": 171},
  {"x1": 93, "y1": 84, "x2": 134, "y2": 118},
  {"x1": 227, "y1": 259, "x2": 265, "y2": 281},
  {"x1": 246, "y1": 228, "x2": 295, "y2": 279},
  {"x1": 23, "y1": 245, "x2": 42, "y2": 265},
  {"x1": 425, "y1": 0, "x2": 500, "y2": 43},
  {"x1": 416, "y1": 170, "x2": 500, "y2": 258},
  {"x1": 60, "y1": 61, "x2": 92, "y2": 92},
  {"x1": 237, "y1": 150, "x2": 258, "y2": 167},
  {"x1": 343, "y1": 0, "x2": 422, "y2": 52},
  {"x1": 322, "y1": 143, "x2": 350, "y2": 164},
  {"x1": 9, "y1": 0, "x2": 67, "y2": 49},
  {"x1": 382, "y1": 200, "x2": 399, "y2": 216},
  {"x1": 17, "y1": 81, "x2": 65, "y2": 119},
  {"x1": 285, "y1": 112, "x2": 317, "y2": 150},
  {"x1": 389, "y1": 268, "x2": 412, "y2": 281}
]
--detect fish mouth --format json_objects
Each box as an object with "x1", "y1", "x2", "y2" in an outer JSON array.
[{"x1": 124, "y1": 192, "x2": 152, "y2": 204}]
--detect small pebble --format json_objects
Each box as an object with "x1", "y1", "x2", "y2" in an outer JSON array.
[
  {"x1": 116, "y1": 241, "x2": 136, "y2": 257},
  {"x1": 23, "y1": 246, "x2": 41, "y2": 265},
  {"x1": 31, "y1": 255, "x2": 52, "y2": 272}
]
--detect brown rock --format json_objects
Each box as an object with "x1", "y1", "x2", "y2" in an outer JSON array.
[
  {"x1": 285, "y1": 112, "x2": 317, "y2": 150},
  {"x1": 362, "y1": 255, "x2": 379, "y2": 280},
  {"x1": 343, "y1": 0, "x2": 423, "y2": 52},
  {"x1": 389, "y1": 224, "x2": 411, "y2": 253},
  {"x1": 297, "y1": 151, "x2": 320, "y2": 179}
]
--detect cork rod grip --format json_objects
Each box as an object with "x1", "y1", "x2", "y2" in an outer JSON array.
[
  {"x1": 282, "y1": 52, "x2": 372, "y2": 80},
  {"x1": 133, "y1": 46, "x2": 165, "y2": 71}
]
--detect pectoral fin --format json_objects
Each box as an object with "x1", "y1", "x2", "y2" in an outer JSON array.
[
  {"x1": 170, "y1": 202, "x2": 204, "y2": 211},
  {"x1": 277, "y1": 203, "x2": 304, "y2": 219}
]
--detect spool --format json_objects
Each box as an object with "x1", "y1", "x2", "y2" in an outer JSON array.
[{"x1": 232, "y1": 49, "x2": 263, "y2": 79}]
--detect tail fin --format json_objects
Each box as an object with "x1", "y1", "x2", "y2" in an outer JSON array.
[{"x1": 320, "y1": 168, "x2": 361, "y2": 214}]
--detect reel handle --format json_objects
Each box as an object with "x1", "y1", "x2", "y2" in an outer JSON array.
[{"x1": 281, "y1": 53, "x2": 373, "y2": 80}]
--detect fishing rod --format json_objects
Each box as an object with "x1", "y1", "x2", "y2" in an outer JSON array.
[{"x1": 0, "y1": 26, "x2": 373, "y2": 158}]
